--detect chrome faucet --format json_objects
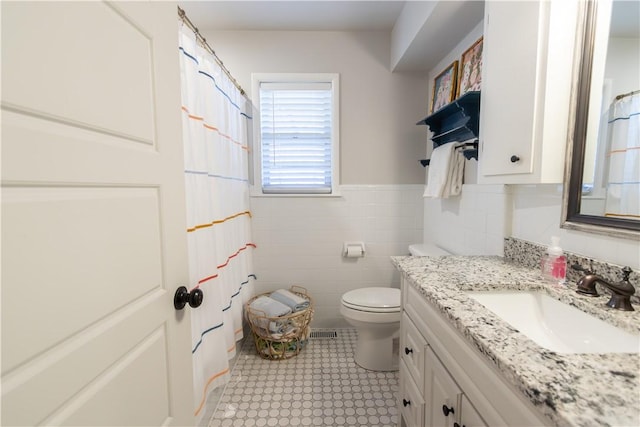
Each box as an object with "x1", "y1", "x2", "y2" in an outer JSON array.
[{"x1": 574, "y1": 265, "x2": 636, "y2": 311}]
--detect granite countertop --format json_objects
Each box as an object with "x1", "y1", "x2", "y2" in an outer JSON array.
[{"x1": 391, "y1": 255, "x2": 640, "y2": 427}]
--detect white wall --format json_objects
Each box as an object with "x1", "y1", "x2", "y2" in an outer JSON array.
[
  {"x1": 252, "y1": 185, "x2": 424, "y2": 327},
  {"x1": 510, "y1": 185, "x2": 640, "y2": 269},
  {"x1": 605, "y1": 37, "x2": 640, "y2": 102},
  {"x1": 201, "y1": 22, "x2": 638, "y2": 328},
  {"x1": 203, "y1": 30, "x2": 429, "y2": 185},
  {"x1": 422, "y1": 21, "x2": 639, "y2": 270},
  {"x1": 423, "y1": 184, "x2": 510, "y2": 256},
  {"x1": 200, "y1": 30, "x2": 429, "y2": 326}
]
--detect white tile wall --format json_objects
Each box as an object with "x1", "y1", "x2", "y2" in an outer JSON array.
[
  {"x1": 250, "y1": 185, "x2": 424, "y2": 328},
  {"x1": 250, "y1": 182, "x2": 638, "y2": 330},
  {"x1": 510, "y1": 184, "x2": 640, "y2": 269},
  {"x1": 423, "y1": 184, "x2": 510, "y2": 256}
]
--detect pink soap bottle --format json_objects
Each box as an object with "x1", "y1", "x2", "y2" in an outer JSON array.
[{"x1": 541, "y1": 236, "x2": 566, "y2": 286}]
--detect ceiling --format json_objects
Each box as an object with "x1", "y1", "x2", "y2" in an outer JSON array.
[
  {"x1": 178, "y1": 1, "x2": 409, "y2": 31},
  {"x1": 179, "y1": 0, "x2": 638, "y2": 35},
  {"x1": 611, "y1": 0, "x2": 640, "y2": 38}
]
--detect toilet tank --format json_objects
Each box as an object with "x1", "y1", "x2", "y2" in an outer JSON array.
[{"x1": 408, "y1": 243, "x2": 451, "y2": 256}]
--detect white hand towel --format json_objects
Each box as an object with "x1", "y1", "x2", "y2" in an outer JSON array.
[
  {"x1": 443, "y1": 147, "x2": 465, "y2": 197},
  {"x1": 423, "y1": 143, "x2": 465, "y2": 198}
]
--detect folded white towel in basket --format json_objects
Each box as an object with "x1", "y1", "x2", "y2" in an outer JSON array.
[
  {"x1": 249, "y1": 296, "x2": 292, "y2": 333},
  {"x1": 270, "y1": 289, "x2": 310, "y2": 312},
  {"x1": 250, "y1": 295, "x2": 292, "y2": 317}
]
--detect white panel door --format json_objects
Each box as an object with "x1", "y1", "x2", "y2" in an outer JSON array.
[{"x1": 1, "y1": 1, "x2": 195, "y2": 426}]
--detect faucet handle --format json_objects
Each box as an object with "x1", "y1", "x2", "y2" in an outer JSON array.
[
  {"x1": 571, "y1": 263, "x2": 592, "y2": 275},
  {"x1": 621, "y1": 266, "x2": 632, "y2": 282}
]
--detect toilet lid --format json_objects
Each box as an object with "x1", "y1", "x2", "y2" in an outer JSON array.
[{"x1": 342, "y1": 287, "x2": 401, "y2": 313}]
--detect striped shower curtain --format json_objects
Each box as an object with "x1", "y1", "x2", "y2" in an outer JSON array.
[
  {"x1": 605, "y1": 92, "x2": 640, "y2": 220},
  {"x1": 178, "y1": 26, "x2": 256, "y2": 422}
]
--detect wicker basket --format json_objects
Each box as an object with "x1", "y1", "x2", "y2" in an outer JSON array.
[{"x1": 245, "y1": 285, "x2": 314, "y2": 360}]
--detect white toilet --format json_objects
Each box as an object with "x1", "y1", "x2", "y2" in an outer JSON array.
[
  {"x1": 341, "y1": 243, "x2": 452, "y2": 371},
  {"x1": 340, "y1": 287, "x2": 401, "y2": 371}
]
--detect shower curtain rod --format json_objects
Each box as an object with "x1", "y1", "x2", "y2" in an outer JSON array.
[
  {"x1": 615, "y1": 89, "x2": 640, "y2": 101},
  {"x1": 178, "y1": 6, "x2": 246, "y2": 96}
]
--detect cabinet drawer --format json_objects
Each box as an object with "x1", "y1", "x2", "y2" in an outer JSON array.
[
  {"x1": 400, "y1": 312, "x2": 427, "y2": 390},
  {"x1": 399, "y1": 359, "x2": 425, "y2": 427}
]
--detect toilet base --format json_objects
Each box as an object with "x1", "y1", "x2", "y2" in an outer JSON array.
[{"x1": 353, "y1": 330, "x2": 399, "y2": 372}]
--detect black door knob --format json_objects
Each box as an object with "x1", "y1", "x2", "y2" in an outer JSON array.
[
  {"x1": 510, "y1": 155, "x2": 520, "y2": 163},
  {"x1": 442, "y1": 404, "x2": 455, "y2": 417},
  {"x1": 174, "y1": 286, "x2": 203, "y2": 310},
  {"x1": 404, "y1": 347, "x2": 413, "y2": 355},
  {"x1": 403, "y1": 399, "x2": 411, "y2": 407}
]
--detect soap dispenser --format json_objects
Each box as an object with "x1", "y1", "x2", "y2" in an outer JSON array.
[{"x1": 541, "y1": 236, "x2": 566, "y2": 285}]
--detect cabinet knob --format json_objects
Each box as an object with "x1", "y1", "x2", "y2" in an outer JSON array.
[
  {"x1": 404, "y1": 347, "x2": 413, "y2": 355},
  {"x1": 454, "y1": 424, "x2": 460, "y2": 427},
  {"x1": 403, "y1": 399, "x2": 411, "y2": 407},
  {"x1": 510, "y1": 155, "x2": 520, "y2": 163},
  {"x1": 442, "y1": 404, "x2": 455, "y2": 417}
]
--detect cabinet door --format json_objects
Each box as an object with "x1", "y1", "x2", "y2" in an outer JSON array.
[
  {"x1": 426, "y1": 348, "x2": 460, "y2": 427},
  {"x1": 479, "y1": 0, "x2": 577, "y2": 184},
  {"x1": 399, "y1": 359, "x2": 425, "y2": 427},
  {"x1": 459, "y1": 395, "x2": 487, "y2": 427},
  {"x1": 479, "y1": 0, "x2": 545, "y2": 178}
]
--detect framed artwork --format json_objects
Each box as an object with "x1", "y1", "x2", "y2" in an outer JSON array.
[
  {"x1": 431, "y1": 61, "x2": 458, "y2": 113},
  {"x1": 457, "y1": 37, "x2": 483, "y2": 97}
]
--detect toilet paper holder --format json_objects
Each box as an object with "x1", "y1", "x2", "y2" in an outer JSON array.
[{"x1": 343, "y1": 241, "x2": 366, "y2": 258}]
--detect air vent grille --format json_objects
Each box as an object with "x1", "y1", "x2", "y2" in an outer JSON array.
[{"x1": 310, "y1": 330, "x2": 337, "y2": 339}]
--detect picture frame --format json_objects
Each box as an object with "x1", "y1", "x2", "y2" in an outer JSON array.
[
  {"x1": 430, "y1": 61, "x2": 458, "y2": 113},
  {"x1": 457, "y1": 37, "x2": 483, "y2": 98}
]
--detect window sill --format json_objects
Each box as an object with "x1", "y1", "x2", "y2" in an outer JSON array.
[{"x1": 250, "y1": 186, "x2": 342, "y2": 198}]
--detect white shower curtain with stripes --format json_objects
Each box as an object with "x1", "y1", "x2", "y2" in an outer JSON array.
[
  {"x1": 178, "y1": 26, "x2": 256, "y2": 422},
  {"x1": 605, "y1": 92, "x2": 640, "y2": 220}
]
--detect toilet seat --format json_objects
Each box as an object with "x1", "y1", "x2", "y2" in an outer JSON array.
[{"x1": 341, "y1": 287, "x2": 400, "y2": 313}]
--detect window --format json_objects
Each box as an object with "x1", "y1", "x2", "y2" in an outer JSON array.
[{"x1": 252, "y1": 73, "x2": 339, "y2": 195}]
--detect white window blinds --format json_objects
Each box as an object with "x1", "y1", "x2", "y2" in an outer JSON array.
[{"x1": 259, "y1": 82, "x2": 334, "y2": 194}]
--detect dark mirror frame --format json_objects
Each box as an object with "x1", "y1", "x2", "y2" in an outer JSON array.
[{"x1": 561, "y1": 0, "x2": 640, "y2": 240}]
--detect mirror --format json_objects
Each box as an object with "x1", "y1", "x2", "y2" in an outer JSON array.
[{"x1": 562, "y1": 0, "x2": 640, "y2": 239}]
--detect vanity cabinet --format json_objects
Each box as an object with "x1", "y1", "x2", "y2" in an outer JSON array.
[
  {"x1": 398, "y1": 278, "x2": 549, "y2": 427},
  {"x1": 400, "y1": 313, "x2": 485, "y2": 427},
  {"x1": 478, "y1": 0, "x2": 578, "y2": 184},
  {"x1": 459, "y1": 395, "x2": 487, "y2": 427}
]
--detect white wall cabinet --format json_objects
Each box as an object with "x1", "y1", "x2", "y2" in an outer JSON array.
[
  {"x1": 398, "y1": 278, "x2": 549, "y2": 427},
  {"x1": 478, "y1": 0, "x2": 578, "y2": 184}
]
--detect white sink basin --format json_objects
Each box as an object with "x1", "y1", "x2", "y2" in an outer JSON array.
[{"x1": 466, "y1": 291, "x2": 640, "y2": 354}]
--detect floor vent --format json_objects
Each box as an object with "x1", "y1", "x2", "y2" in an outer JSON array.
[{"x1": 310, "y1": 330, "x2": 338, "y2": 339}]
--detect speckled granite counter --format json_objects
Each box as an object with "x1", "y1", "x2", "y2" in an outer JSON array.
[{"x1": 391, "y1": 255, "x2": 640, "y2": 427}]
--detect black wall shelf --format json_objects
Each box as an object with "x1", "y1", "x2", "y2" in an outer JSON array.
[{"x1": 417, "y1": 91, "x2": 481, "y2": 156}]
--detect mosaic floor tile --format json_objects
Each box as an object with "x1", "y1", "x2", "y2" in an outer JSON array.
[{"x1": 209, "y1": 328, "x2": 398, "y2": 427}]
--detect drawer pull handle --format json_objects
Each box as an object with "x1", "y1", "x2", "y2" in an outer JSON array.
[
  {"x1": 442, "y1": 404, "x2": 455, "y2": 417},
  {"x1": 403, "y1": 399, "x2": 411, "y2": 407},
  {"x1": 404, "y1": 347, "x2": 413, "y2": 355}
]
